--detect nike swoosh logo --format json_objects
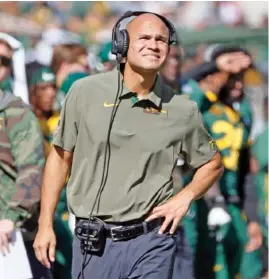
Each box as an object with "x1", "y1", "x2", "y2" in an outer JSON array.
[
  {"x1": 104, "y1": 102, "x2": 119, "y2": 107},
  {"x1": 42, "y1": 73, "x2": 55, "y2": 81}
]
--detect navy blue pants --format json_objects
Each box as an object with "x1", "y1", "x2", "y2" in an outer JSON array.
[
  {"x1": 172, "y1": 228, "x2": 194, "y2": 279},
  {"x1": 72, "y1": 225, "x2": 176, "y2": 279},
  {"x1": 25, "y1": 240, "x2": 53, "y2": 279}
]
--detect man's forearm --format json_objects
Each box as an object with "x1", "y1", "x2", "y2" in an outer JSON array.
[
  {"x1": 38, "y1": 146, "x2": 72, "y2": 227},
  {"x1": 179, "y1": 153, "x2": 224, "y2": 201}
]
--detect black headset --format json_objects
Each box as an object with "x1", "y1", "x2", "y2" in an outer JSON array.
[{"x1": 111, "y1": 11, "x2": 178, "y2": 61}]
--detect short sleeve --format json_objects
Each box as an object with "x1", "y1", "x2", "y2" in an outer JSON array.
[
  {"x1": 53, "y1": 82, "x2": 80, "y2": 152},
  {"x1": 181, "y1": 103, "x2": 218, "y2": 169}
]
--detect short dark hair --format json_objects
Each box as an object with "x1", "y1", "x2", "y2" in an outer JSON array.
[{"x1": 211, "y1": 46, "x2": 251, "y2": 61}]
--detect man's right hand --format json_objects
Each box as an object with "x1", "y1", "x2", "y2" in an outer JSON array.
[
  {"x1": 216, "y1": 52, "x2": 252, "y2": 74},
  {"x1": 33, "y1": 225, "x2": 56, "y2": 269}
]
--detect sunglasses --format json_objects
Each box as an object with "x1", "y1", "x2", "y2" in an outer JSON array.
[{"x1": 0, "y1": 55, "x2": 12, "y2": 67}]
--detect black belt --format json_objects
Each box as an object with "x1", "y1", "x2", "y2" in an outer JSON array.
[
  {"x1": 106, "y1": 218, "x2": 163, "y2": 241},
  {"x1": 76, "y1": 217, "x2": 163, "y2": 242}
]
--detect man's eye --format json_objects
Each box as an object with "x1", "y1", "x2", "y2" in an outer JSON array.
[
  {"x1": 156, "y1": 37, "x2": 168, "y2": 43},
  {"x1": 140, "y1": 36, "x2": 150, "y2": 40}
]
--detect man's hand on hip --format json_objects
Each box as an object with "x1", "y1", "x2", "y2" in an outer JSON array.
[
  {"x1": 146, "y1": 191, "x2": 193, "y2": 235},
  {"x1": 33, "y1": 225, "x2": 56, "y2": 269},
  {"x1": 0, "y1": 219, "x2": 14, "y2": 255}
]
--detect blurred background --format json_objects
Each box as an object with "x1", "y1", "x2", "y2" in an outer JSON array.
[
  {"x1": 0, "y1": 2, "x2": 268, "y2": 279},
  {"x1": 0, "y1": 1, "x2": 267, "y2": 135}
]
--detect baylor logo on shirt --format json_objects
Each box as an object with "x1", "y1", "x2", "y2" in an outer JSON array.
[
  {"x1": 209, "y1": 139, "x2": 217, "y2": 150},
  {"x1": 143, "y1": 107, "x2": 168, "y2": 115}
]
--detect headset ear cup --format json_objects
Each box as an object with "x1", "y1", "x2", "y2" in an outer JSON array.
[{"x1": 120, "y1": 30, "x2": 129, "y2": 58}]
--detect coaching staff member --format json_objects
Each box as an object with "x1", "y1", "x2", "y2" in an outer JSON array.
[{"x1": 33, "y1": 11, "x2": 223, "y2": 279}]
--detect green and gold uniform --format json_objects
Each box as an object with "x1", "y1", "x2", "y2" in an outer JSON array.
[
  {"x1": 202, "y1": 103, "x2": 262, "y2": 279},
  {"x1": 181, "y1": 79, "x2": 218, "y2": 255},
  {"x1": 252, "y1": 127, "x2": 268, "y2": 245},
  {"x1": 183, "y1": 79, "x2": 218, "y2": 113}
]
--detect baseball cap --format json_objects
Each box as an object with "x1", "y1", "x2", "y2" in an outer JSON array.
[
  {"x1": 30, "y1": 66, "x2": 55, "y2": 86},
  {"x1": 98, "y1": 42, "x2": 116, "y2": 63},
  {"x1": 205, "y1": 44, "x2": 251, "y2": 61}
]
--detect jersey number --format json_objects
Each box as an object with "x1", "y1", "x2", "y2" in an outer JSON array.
[{"x1": 212, "y1": 121, "x2": 243, "y2": 171}]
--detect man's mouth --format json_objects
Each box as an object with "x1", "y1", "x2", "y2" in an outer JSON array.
[
  {"x1": 143, "y1": 54, "x2": 160, "y2": 59},
  {"x1": 230, "y1": 89, "x2": 242, "y2": 98}
]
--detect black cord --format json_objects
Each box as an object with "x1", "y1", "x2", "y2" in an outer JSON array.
[
  {"x1": 96, "y1": 79, "x2": 123, "y2": 211},
  {"x1": 90, "y1": 70, "x2": 123, "y2": 216},
  {"x1": 78, "y1": 70, "x2": 123, "y2": 279}
]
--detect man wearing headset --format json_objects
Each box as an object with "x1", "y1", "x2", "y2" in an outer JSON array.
[{"x1": 34, "y1": 11, "x2": 223, "y2": 279}]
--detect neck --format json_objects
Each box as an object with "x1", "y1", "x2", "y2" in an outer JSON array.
[
  {"x1": 122, "y1": 63, "x2": 157, "y2": 97},
  {"x1": 33, "y1": 107, "x2": 53, "y2": 120},
  {"x1": 199, "y1": 80, "x2": 221, "y2": 95},
  {"x1": 199, "y1": 81, "x2": 211, "y2": 93}
]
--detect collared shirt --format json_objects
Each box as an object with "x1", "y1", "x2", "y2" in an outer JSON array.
[
  {"x1": 182, "y1": 79, "x2": 217, "y2": 113},
  {"x1": 53, "y1": 68, "x2": 217, "y2": 222}
]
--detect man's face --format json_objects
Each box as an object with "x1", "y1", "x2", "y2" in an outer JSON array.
[
  {"x1": 208, "y1": 71, "x2": 229, "y2": 94},
  {"x1": 57, "y1": 61, "x2": 87, "y2": 88},
  {"x1": 77, "y1": 54, "x2": 90, "y2": 72},
  {"x1": 225, "y1": 73, "x2": 244, "y2": 101},
  {"x1": 0, "y1": 44, "x2": 12, "y2": 83},
  {"x1": 161, "y1": 46, "x2": 181, "y2": 82},
  {"x1": 219, "y1": 73, "x2": 245, "y2": 104},
  {"x1": 229, "y1": 75, "x2": 244, "y2": 99},
  {"x1": 126, "y1": 15, "x2": 170, "y2": 73},
  {"x1": 35, "y1": 82, "x2": 57, "y2": 112}
]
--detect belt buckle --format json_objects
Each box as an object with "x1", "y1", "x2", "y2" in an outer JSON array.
[{"x1": 110, "y1": 226, "x2": 123, "y2": 241}]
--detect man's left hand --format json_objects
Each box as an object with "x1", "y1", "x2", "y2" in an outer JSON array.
[
  {"x1": 0, "y1": 219, "x2": 15, "y2": 255},
  {"x1": 246, "y1": 221, "x2": 263, "y2": 252},
  {"x1": 146, "y1": 191, "x2": 193, "y2": 235}
]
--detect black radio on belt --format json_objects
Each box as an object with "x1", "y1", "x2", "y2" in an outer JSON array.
[{"x1": 75, "y1": 217, "x2": 105, "y2": 255}]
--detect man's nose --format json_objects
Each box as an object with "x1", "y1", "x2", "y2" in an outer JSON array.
[
  {"x1": 46, "y1": 86, "x2": 56, "y2": 97},
  {"x1": 235, "y1": 81, "x2": 243, "y2": 89},
  {"x1": 147, "y1": 38, "x2": 158, "y2": 50}
]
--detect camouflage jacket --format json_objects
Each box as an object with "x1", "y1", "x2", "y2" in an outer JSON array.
[{"x1": 0, "y1": 90, "x2": 45, "y2": 226}]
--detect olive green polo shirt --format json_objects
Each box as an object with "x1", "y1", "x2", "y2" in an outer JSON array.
[{"x1": 53, "y1": 68, "x2": 218, "y2": 222}]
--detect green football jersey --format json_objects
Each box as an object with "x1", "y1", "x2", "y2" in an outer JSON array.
[
  {"x1": 252, "y1": 126, "x2": 268, "y2": 240},
  {"x1": 182, "y1": 79, "x2": 217, "y2": 113},
  {"x1": 203, "y1": 103, "x2": 250, "y2": 197},
  {"x1": 252, "y1": 126, "x2": 268, "y2": 171},
  {"x1": 238, "y1": 97, "x2": 253, "y2": 133}
]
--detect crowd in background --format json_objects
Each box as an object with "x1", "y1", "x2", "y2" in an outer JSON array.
[
  {"x1": 0, "y1": 2, "x2": 268, "y2": 37},
  {"x1": 0, "y1": 1, "x2": 268, "y2": 279}
]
